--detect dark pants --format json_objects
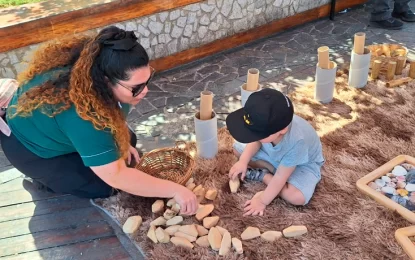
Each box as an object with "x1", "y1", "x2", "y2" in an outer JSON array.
[
  {"x1": 0, "y1": 124, "x2": 137, "y2": 199},
  {"x1": 369, "y1": 0, "x2": 411, "y2": 21}
]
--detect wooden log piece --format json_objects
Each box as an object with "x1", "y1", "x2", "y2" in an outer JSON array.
[
  {"x1": 387, "y1": 61, "x2": 397, "y2": 81},
  {"x1": 410, "y1": 61, "x2": 415, "y2": 79},
  {"x1": 246, "y1": 68, "x2": 260, "y2": 91},
  {"x1": 317, "y1": 46, "x2": 330, "y2": 69},
  {"x1": 371, "y1": 60, "x2": 381, "y2": 79},
  {"x1": 353, "y1": 32, "x2": 365, "y2": 55},
  {"x1": 395, "y1": 56, "x2": 406, "y2": 75},
  {"x1": 386, "y1": 77, "x2": 413, "y2": 88},
  {"x1": 200, "y1": 91, "x2": 213, "y2": 120}
]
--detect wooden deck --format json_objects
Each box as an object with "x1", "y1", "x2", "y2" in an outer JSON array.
[{"x1": 0, "y1": 167, "x2": 143, "y2": 260}]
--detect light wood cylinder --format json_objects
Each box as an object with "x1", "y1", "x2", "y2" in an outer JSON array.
[
  {"x1": 246, "y1": 68, "x2": 259, "y2": 91},
  {"x1": 353, "y1": 32, "x2": 365, "y2": 55},
  {"x1": 371, "y1": 60, "x2": 381, "y2": 79},
  {"x1": 395, "y1": 57, "x2": 406, "y2": 75},
  {"x1": 199, "y1": 91, "x2": 213, "y2": 120},
  {"x1": 410, "y1": 61, "x2": 415, "y2": 79},
  {"x1": 386, "y1": 77, "x2": 412, "y2": 88},
  {"x1": 387, "y1": 61, "x2": 397, "y2": 81},
  {"x1": 317, "y1": 46, "x2": 330, "y2": 69}
]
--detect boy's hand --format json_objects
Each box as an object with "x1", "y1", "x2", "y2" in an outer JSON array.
[
  {"x1": 243, "y1": 197, "x2": 266, "y2": 216},
  {"x1": 229, "y1": 160, "x2": 248, "y2": 180}
]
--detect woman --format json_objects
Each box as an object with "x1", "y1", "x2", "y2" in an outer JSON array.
[{"x1": 0, "y1": 26, "x2": 198, "y2": 215}]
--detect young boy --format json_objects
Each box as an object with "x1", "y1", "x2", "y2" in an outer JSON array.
[{"x1": 226, "y1": 88, "x2": 324, "y2": 216}]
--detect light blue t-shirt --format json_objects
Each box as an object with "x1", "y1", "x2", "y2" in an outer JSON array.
[{"x1": 259, "y1": 115, "x2": 325, "y2": 169}]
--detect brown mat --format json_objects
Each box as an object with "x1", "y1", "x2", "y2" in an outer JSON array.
[{"x1": 94, "y1": 66, "x2": 415, "y2": 260}]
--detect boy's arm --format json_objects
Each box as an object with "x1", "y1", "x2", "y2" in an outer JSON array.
[
  {"x1": 260, "y1": 165, "x2": 296, "y2": 205},
  {"x1": 238, "y1": 141, "x2": 262, "y2": 164}
]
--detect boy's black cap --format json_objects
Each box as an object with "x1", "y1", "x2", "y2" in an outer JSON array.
[{"x1": 226, "y1": 88, "x2": 294, "y2": 143}]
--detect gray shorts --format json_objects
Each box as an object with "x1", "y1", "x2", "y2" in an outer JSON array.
[{"x1": 234, "y1": 142, "x2": 322, "y2": 205}]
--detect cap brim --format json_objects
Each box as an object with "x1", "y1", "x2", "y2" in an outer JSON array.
[{"x1": 226, "y1": 108, "x2": 269, "y2": 143}]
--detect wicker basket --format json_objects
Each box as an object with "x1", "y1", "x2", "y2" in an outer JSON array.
[
  {"x1": 368, "y1": 43, "x2": 408, "y2": 70},
  {"x1": 135, "y1": 141, "x2": 195, "y2": 186}
]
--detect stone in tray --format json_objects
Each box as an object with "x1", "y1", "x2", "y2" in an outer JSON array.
[{"x1": 368, "y1": 163, "x2": 415, "y2": 211}]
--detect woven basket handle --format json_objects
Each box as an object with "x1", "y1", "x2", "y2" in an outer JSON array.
[{"x1": 175, "y1": 141, "x2": 190, "y2": 153}]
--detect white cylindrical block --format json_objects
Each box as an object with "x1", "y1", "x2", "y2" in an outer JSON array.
[
  {"x1": 241, "y1": 83, "x2": 261, "y2": 107},
  {"x1": 348, "y1": 48, "x2": 371, "y2": 88},
  {"x1": 194, "y1": 111, "x2": 218, "y2": 159},
  {"x1": 315, "y1": 61, "x2": 337, "y2": 103}
]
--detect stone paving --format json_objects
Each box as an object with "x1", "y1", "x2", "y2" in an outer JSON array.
[{"x1": 2, "y1": 3, "x2": 415, "y2": 163}]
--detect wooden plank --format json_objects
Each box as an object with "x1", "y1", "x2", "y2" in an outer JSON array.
[
  {"x1": 1, "y1": 178, "x2": 27, "y2": 193},
  {"x1": 0, "y1": 168, "x2": 23, "y2": 185},
  {"x1": 0, "y1": 196, "x2": 91, "y2": 223},
  {"x1": 0, "y1": 0, "x2": 202, "y2": 52},
  {"x1": 0, "y1": 184, "x2": 66, "y2": 208},
  {"x1": 150, "y1": 0, "x2": 368, "y2": 72},
  {"x1": 0, "y1": 222, "x2": 115, "y2": 257},
  {"x1": 0, "y1": 207, "x2": 103, "y2": 239},
  {"x1": 2, "y1": 236, "x2": 131, "y2": 260}
]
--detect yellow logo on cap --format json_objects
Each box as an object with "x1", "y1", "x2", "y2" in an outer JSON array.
[{"x1": 244, "y1": 114, "x2": 253, "y2": 125}]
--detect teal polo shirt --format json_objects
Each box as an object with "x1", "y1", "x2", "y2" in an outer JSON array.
[{"x1": 7, "y1": 67, "x2": 131, "y2": 167}]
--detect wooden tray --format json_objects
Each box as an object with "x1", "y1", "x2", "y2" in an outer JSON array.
[
  {"x1": 356, "y1": 155, "x2": 415, "y2": 223},
  {"x1": 395, "y1": 226, "x2": 415, "y2": 260}
]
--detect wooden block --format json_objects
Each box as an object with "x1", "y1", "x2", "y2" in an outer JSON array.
[
  {"x1": 241, "y1": 227, "x2": 261, "y2": 240},
  {"x1": 178, "y1": 224, "x2": 198, "y2": 237},
  {"x1": 122, "y1": 215, "x2": 142, "y2": 234},
  {"x1": 185, "y1": 177, "x2": 194, "y2": 186},
  {"x1": 386, "y1": 77, "x2": 413, "y2": 88},
  {"x1": 261, "y1": 231, "x2": 283, "y2": 242},
  {"x1": 383, "y1": 44, "x2": 391, "y2": 57},
  {"x1": 174, "y1": 231, "x2": 197, "y2": 242},
  {"x1": 195, "y1": 204, "x2": 214, "y2": 221},
  {"x1": 353, "y1": 32, "x2": 365, "y2": 55},
  {"x1": 203, "y1": 216, "x2": 220, "y2": 229},
  {"x1": 196, "y1": 225, "x2": 209, "y2": 236},
  {"x1": 208, "y1": 227, "x2": 222, "y2": 251},
  {"x1": 147, "y1": 225, "x2": 158, "y2": 243},
  {"x1": 186, "y1": 182, "x2": 196, "y2": 191},
  {"x1": 219, "y1": 231, "x2": 232, "y2": 256},
  {"x1": 246, "y1": 68, "x2": 260, "y2": 90},
  {"x1": 196, "y1": 235, "x2": 210, "y2": 247},
  {"x1": 229, "y1": 178, "x2": 240, "y2": 193},
  {"x1": 171, "y1": 237, "x2": 194, "y2": 249},
  {"x1": 387, "y1": 61, "x2": 397, "y2": 81},
  {"x1": 395, "y1": 56, "x2": 406, "y2": 75},
  {"x1": 152, "y1": 200, "x2": 164, "y2": 213},
  {"x1": 165, "y1": 225, "x2": 181, "y2": 236},
  {"x1": 166, "y1": 216, "x2": 184, "y2": 226},
  {"x1": 193, "y1": 185, "x2": 206, "y2": 197},
  {"x1": 163, "y1": 209, "x2": 176, "y2": 220},
  {"x1": 205, "y1": 189, "x2": 218, "y2": 200},
  {"x1": 171, "y1": 203, "x2": 181, "y2": 213},
  {"x1": 395, "y1": 226, "x2": 415, "y2": 260},
  {"x1": 216, "y1": 226, "x2": 228, "y2": 235},
  {"x1": 166, "y1": 198, "x2": 176, "y2": 207},
  {"x1": 232, "y1": 237, "x2": 244, "y2": 254},
  {"x1": 200, "y1": 90, "x2": 213, "y2": 120},
  {"x1": 283, "y1": 225, "x2": 308, "y2": 238},
  {"x1": 410, "y1": 61, "x2": 415, "y2": 79},
  {"x1": 150, "y1": 216, "x2": 167, "y2": 227},
  {"x1": 371, "y1": 60, "x2": 381, "y2": 79},
  {"x1": 155, "y1": 227, "x2": 170, "y2": 243}
]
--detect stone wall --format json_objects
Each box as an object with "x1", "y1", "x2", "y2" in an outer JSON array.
[{"x1": 0, "y1": 0, "x2": 330, "y2": 79}]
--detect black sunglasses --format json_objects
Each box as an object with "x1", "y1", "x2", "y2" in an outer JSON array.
[{"x1": 118, "y1": 66, "x2": 155, "y2": 97}]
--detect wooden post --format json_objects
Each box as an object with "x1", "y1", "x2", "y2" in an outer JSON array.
[
  {"x1": 410, "y1": 61, "x2": 415, "y2": 79},
  {"x1": 395, "y1": 57, "x2": 406, "y2": 75},
  {"x1": 371, "y1": 60, "x2": 381, "y2": 79},
  {"x1": 387, "y1": 61, "x2": 396, "y2": 81},
  {"x1": 246, "y1": 68, "x2": 259, "y2": 91},
  {"x1": 386, "y1": 77, "x2": 413, "y2": 88},
  {"x1": 200, "y1": 91, "x2": 213, "y2": 120},
  {"x1": 353, "y1": 32, "x2": 365, "y2": 55},
  {"x1": 317, "y1": 46, "x2": 330, "y2": 69}
]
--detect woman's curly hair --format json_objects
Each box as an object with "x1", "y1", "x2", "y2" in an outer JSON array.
[{"x1": 10, "y1": 26, "x2": 150, "y2": 162}]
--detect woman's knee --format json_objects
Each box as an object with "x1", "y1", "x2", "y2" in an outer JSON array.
[{"x1": 280, "y1": 183, "x2": 306, "y2": 206}]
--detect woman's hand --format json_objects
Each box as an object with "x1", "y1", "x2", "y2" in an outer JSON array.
[
  {"x1": 127, "y1": 145, "x2": 140, "y2": 166},
  {"x1": 243, "y1": 197, "x2": 266, "y2": 216},
  {"x1": 173, "y1": 186, "x2": 198, "y2": 215},
  {"x1": 229, "y1": 160, "x2": 248, "y2": 181}
]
